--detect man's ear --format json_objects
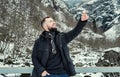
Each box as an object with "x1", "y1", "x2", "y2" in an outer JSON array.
[
  {"x1": 43, "y1": 23, "x2": 49, "y2": 31},
  {"x1": 42, "y1": 22, "x2": 46, "y2": 27}
]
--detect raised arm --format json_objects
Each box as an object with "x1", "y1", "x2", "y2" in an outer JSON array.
[{"x1": 64, "y1": 11, "x2": 89, "y2": 43}]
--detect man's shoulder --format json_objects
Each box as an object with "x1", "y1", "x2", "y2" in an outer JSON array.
[
  {"x1": 56, "y1": 32, "x2": 66, "y2": 40},
  {"x1": 34, "y1": 36, "x2": 43, "y2": 43}
]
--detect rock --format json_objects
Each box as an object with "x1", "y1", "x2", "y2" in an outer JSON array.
[
  {"x1": 96, "y1": 50, "x2": 120, "y2": 77},
  {"x1": 24, "y1": 62, "x2": 30, "y2": 67},
  {"x1": 84, "y1": 75, "x2": 91, "y2": 77},
  {"x1": 4, "y1": 56, "x2": 14, "y2": 65},
  {"x1": 96, "y1": 50, "x2": 120, "y2": 66},
  {"x1": 75, "y1": 62, "x2": 84, "y2": 67},
  {"x1": 0, "y1": 59, "x2": 3, "y2": 62},
  {"x1": 20, "y1": 74, "x2": 30, "y2": 77}
]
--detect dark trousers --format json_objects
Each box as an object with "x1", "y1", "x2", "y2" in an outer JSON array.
[{"x1": 44, "y1": 74, "x2": 69, "y2": 77}]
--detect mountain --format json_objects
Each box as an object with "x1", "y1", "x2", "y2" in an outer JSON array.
[
  {"x1": 66, "y1": 0, "x2": 120, "y2": 43},
  {"x1": 63, "y1": 0, "x2": 81, "y2": 8},
  {"x1": 0, "y1": 0, "x2": 75, "y2": 67},
  {"x1": 0, "y1": 0, "x2": 119, "y2": 67},
  {"x1": 104, "y1": 23, "x2": 120, "y2": 41},
  {"x1": 41, "y1": 0, "x2": 69, "y2": 13},
  {"x1": 69, "y1": 0, "x2": 120, "y2": 32},
  {"x1": 0, "y1": 0, "x2": 120, "y2": 77}
]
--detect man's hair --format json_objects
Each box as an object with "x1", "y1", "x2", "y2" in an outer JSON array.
[{"x1": 41, "y1": 16, "x2": 51, "y2": 27}]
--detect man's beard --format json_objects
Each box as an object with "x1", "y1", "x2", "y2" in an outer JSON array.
[{"x1": 49, "y1": 28, "x2": 57, "y2": 32}]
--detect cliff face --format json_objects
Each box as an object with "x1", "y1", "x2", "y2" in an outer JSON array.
[{"x1": 0, "y1": 0, "x2": 75, "y2": 67}]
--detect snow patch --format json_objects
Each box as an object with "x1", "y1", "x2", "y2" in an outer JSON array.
[
  {"x1": 80, "y1": 28, "x2": 104, "y2": 40},
  {"x1": 77, "y1": 73, "x2": 104, "y2": 77},
  {"x1": 104, "y1": 24, "x2": 120, "y2": 41},
  {"x1": 86, "y1": 0, "x2": 97, "y2": 4},
  {"x1": 0, "y1": 23, "x2": 3, "y2": 27},
  {"x1": 104, "y1": 47, "x2": 120, "y2": 53}
]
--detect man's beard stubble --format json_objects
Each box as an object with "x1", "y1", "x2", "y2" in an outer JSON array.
[{"x1": 49, "y1": 28, "x2": 57, "y2": 32}]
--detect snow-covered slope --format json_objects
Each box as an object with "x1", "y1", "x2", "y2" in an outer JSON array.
[
  {"x1": 69, "y1": 0, "x2": 120, "y2": 31},
  {"x1": 104, "y1": 24, "x2": 120, "y2": 40},
  {"x1": 80, "y1": 28, "x2": 104, "y2": 40},
  {"x1": 41, "y1": 0, "x2": 69, "y2": 13},
  {"x1": 68, "y1": 0, "x2": 120, "y2": 41},
  {"x1": 0, "y1": 0, "x2": 74, "y2": 67},
  {"x1": 104, "y1": 47, "x2": 120, "y2": 53}
]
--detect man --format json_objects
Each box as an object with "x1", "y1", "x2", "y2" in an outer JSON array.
[{"x1": 32, "y1": 11, "x2": 89, "y2": 77}]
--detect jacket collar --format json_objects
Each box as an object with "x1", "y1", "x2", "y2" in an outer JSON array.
[{"x1": 40, "y1": 30, "x2": 60, "y2": 39}]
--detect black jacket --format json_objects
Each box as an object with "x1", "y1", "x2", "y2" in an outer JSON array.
[{"x1": 31, "y1": 20, "x2": 87, "y2": 77}]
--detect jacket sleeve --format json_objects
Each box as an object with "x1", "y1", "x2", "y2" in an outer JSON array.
[
  {"x1": 64, "y1": 19, "x2": 87, "y2": 44},
  {"x1": 32, "y1": 40, "x2": 45, "y2": 76}
]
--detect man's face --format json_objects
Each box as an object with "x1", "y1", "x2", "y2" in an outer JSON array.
[{"x1": 44, "y1": 17, "x2": 56, "y2": 30}]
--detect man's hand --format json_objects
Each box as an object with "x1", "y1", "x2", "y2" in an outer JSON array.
[
  {"x1": 81, "y1": 11, "x2": 89, "y2": 21},
  {"x1": 41, "y1": 70, "x2": 50, "y2": 77}
]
